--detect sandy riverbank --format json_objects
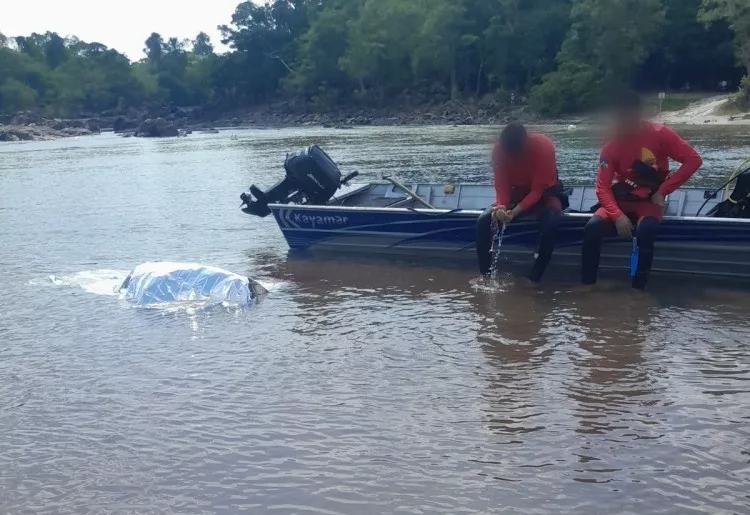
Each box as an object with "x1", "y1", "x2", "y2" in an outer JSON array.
[{"x1": 654, "y1": 95, "x2": 750, "y2": 125}]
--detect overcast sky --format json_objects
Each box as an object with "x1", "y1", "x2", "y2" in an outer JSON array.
[{"x1": 1, "y1": 0, "x2": 242, "y2": 60}]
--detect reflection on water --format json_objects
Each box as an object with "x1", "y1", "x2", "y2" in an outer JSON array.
[
  {"x1": 265, "y1": 254, "x2": 750, "y2": 512},
  {"x1": 1, "y1": 128, "x2": 750, "y2": 514}
]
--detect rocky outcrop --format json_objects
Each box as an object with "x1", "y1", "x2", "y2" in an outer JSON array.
[
  {"x1": 1, "y1": 98, "x2": 539, "y2": 143},
  {"x1": 134, "y1": 118, "x2": 179, "y2": 138},
  {"x1": 113, "y1": 116, "x2": 139, "y2": 132},
  {"x1": 0, "y1": 123, "x2": 95, "y2": 142},
  {"x1": 204, "y1": 99, "x2": 529, "y2": 129},
  {"x1": 0, "y1": 129, "x2": 23, "y2": 142}
]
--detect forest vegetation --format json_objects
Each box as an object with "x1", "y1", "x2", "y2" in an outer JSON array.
[{"x1": 1, "y1": 0, "x2": 749, "y2": 119}]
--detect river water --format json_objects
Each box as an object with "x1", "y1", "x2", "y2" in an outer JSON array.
[{"x1": 1, "y1": 126, "x2": 750, "y2": 515}]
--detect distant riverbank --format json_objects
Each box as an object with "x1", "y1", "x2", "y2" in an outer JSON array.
[
  {"x1": 1, "y1": 100, "x2": 561, "y2": 142},
  {"x1": 6, "y1": 94, "x2": 746, "y2": 143}
]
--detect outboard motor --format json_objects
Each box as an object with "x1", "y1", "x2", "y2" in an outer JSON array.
[
  {"x1": 241, "y1": 145, "x2": 358, "y2": 217},
  {"x1": 708, "y1": 167, "x2": 750, "y2": 218}
]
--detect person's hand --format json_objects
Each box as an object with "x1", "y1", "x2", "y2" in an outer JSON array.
[
  {"x1": 615, "y1": 215, "x2": 633, "y2": 238},
  {"x1": 651, "y1": 192, "x2": 666, "y2": 208},
  {"x1": 492, "y1": 206, "x2": 507, "y2": 224},
  {"x1": 503, "y1": 207, "x2": 520, "y2": 225},
  {"x1": 495, "y1": 208, "x2": 514, "y2": 225}
]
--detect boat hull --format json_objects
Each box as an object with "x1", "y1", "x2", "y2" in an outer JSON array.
[{"x1": 270, "y1": 205, "x2": 750, "y2": 279}]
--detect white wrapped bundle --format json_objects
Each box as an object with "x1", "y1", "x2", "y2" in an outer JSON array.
[{"x1": 119, "y1": 262, "x2": 267, "y2": 306}]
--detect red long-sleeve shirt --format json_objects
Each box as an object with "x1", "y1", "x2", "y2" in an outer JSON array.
[
  {"x1": 492, "y1": 133, "x2": 558, "y2": 212},
  {"x1": 596, "y1": 121, "x2": 703, "y2": 219}
]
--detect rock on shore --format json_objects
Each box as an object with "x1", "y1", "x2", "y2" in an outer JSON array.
[
  {"x1": 206, "y1": 100, "x2": 522, "y2": 128},
  {"x1": 1, "y1": 99, "x2": 537, "y2": 143},
  {"x1": 134, "y1": 118, "x2": 179, "y2": 138},
  {"x1": 0, "y1": 123, "x2": 94, "y2": 142}
]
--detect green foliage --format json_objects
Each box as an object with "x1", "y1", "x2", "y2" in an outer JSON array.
[
  {"x1": 412, "y1": 0, "x2": 467, "y2": 100},
  {"x1": 286, "y1": 0, "x2": 359, "y2": 97},
  {"x1": 144, "y1": 33, "x2": 163, "y2": 65},
  {"x1": 566, "y1": 0, "x2": 665, "y2": 83},
  {"x1": 637, "y1": 0, "x2": 738, "y2": 91},
  {"x1": 339, "y1": 0, "x2": 421, "y2": 101},
  {"x1": 529, "y1": 0, "x2": 667, "y2": 114},
  {"x1": 219, "y1": 1, "x2": 311, "y2": 103},
  {"x1": 0, "y1": 0, "x2": 748, "y2": 117},
  {"x1": 700, "y1": 0, "x2": 750, "y2": 73},
  {"x1": 731, "y1": 75, "x2": 750, "y2": 110},
  {"x1": 192, "y1": 33, "x2": 215, "y2": 56},
  {"x1": 529, "y1": 61, "x2": 602, "y2": 116},
  {"x1": 0, "y1": 78, "x2": 38, "y2": 111},
  {"x1": 43, "y1": 33, "x2": 69, "y2": 69},
  {"x1": 0, "y1": 36, "x2": 149, "y2": 115},
  {"x1": 131, "y1": 62, "x2": 160, "y2": 99},
  {"x1": 716, "y1": 75, "x2": 750, "y2": 113}
]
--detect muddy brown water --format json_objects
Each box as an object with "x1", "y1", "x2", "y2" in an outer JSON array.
[{"x1": 1, "y1": 126, "x2": 750, "y2": 514}]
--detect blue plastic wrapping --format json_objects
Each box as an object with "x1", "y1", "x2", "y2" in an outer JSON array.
[{"x1": 118, "y1": 262, "x2": 267, "y2": 307}]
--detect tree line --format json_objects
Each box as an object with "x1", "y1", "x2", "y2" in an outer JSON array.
[{"x1": 1, "y1": 0, "x2": 748, "y2": 118}]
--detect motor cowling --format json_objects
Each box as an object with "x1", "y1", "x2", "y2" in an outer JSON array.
[
  {"x1": 241, "y1": 145, "x2": 346, "y2": 217},
  {"x1": 284, "y1": 146, "x2": 342, "y2": 203}
]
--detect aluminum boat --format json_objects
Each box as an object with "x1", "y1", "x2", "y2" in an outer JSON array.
[{"x1": 240, "y1": 146, "x2": 750, "y2": 279}]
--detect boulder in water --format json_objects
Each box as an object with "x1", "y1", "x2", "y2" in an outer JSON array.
[
  {"x1": 0, "y1": 131, "x2": 20, "y2": 142},
  {"x1": 135, "y1": 118, "x2": 179, "y2": 138},
  {"x1": 113, "y1": 116, "x2": 138, "y2": 132},
  {"x1": 0, "y1": 126, "x2": 43, "y2": 141}
]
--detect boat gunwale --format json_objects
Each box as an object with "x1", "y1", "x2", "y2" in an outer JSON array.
[{"x1": 268, "y1": 203, "x2": 750, "y2": 225}]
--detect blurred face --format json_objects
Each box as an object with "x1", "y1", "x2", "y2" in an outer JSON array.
[
  {"x1": 500, "y1": 125, "x2": 527, "y2": 157},
  {"x1": 503, "y1": 139, "x2": 526, "y2": 158},
  {"x1": 613, "y1": 107, "x2": 643, "y2": 137}
]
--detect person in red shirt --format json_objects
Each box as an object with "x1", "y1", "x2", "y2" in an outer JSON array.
[
  {"x1": 581, "y1": 92, "x2": 703, "y2": 289},
  {"x1": 476, "y1": 123, "x2": 565, "y2": 281}
]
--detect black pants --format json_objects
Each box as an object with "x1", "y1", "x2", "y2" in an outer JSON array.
[
  {"x1": 581, "y1": 215, "x2": 660, "y2": 290},
  {"x1": 476, "y1": 206, "x2": 562, "y2": 281}
]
